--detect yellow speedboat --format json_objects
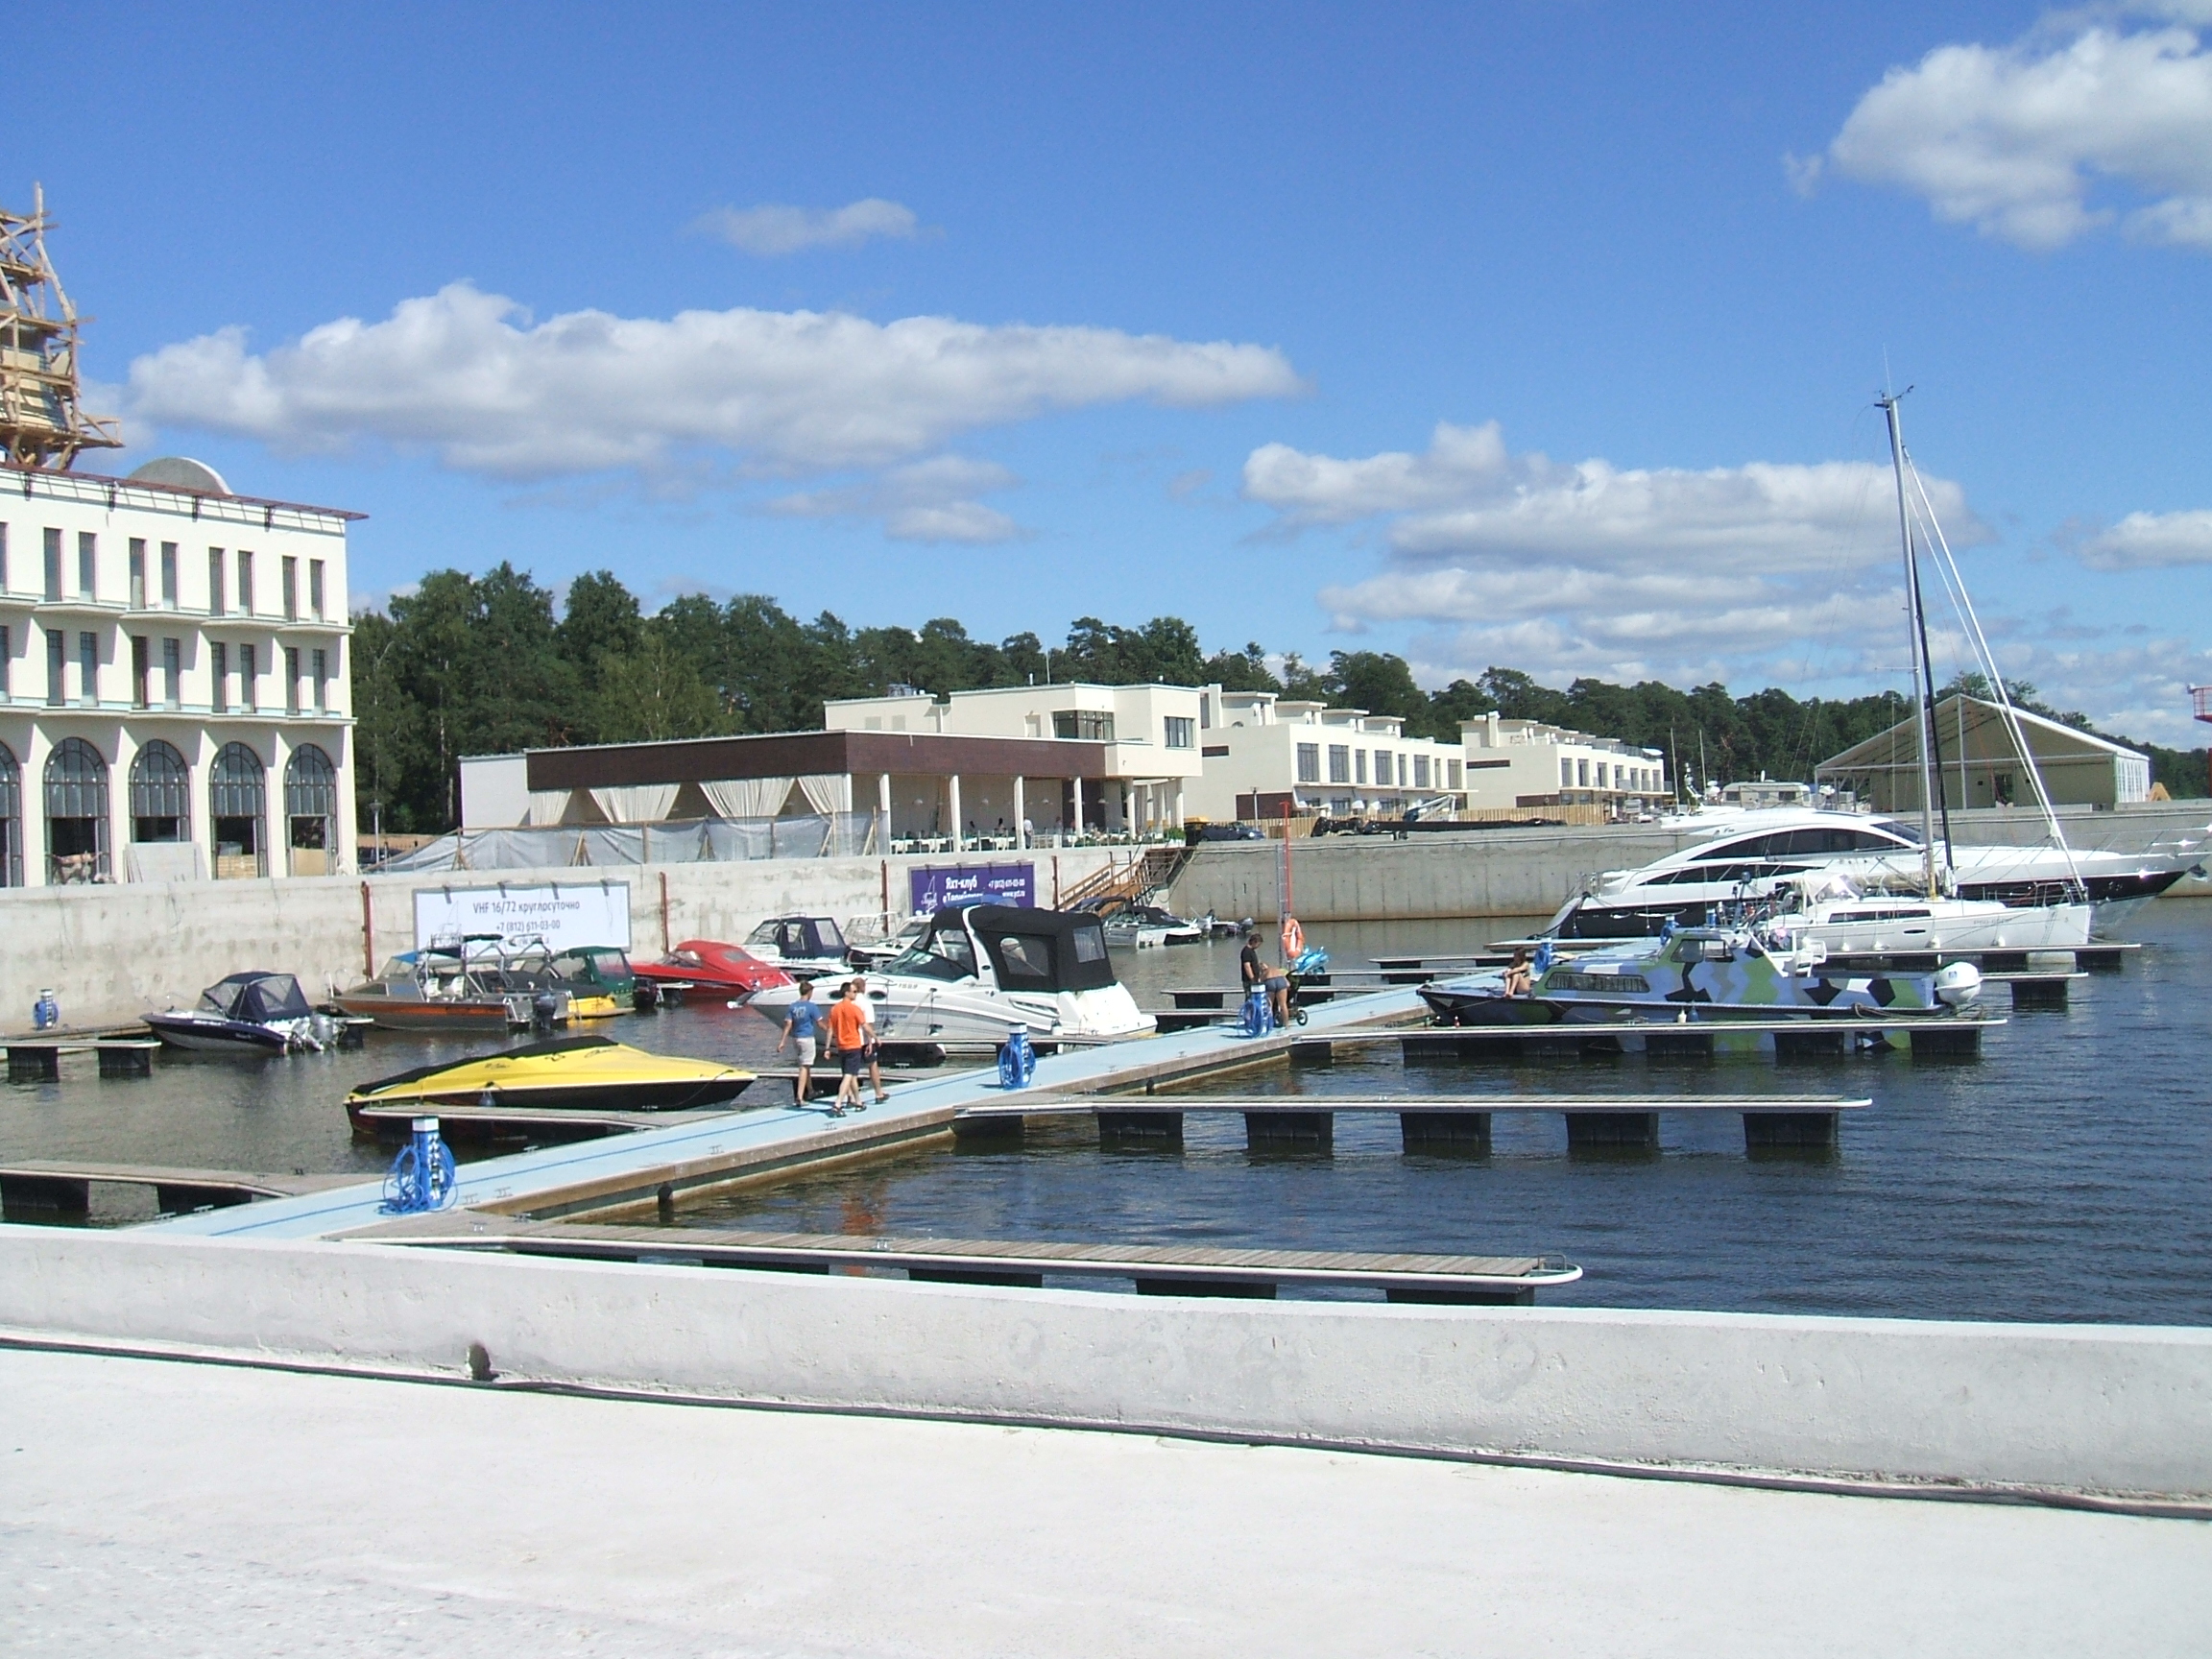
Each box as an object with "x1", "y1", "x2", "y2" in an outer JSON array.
[{"x1": 345, "y1": 1035, "x2": 754, "y2": 1129}]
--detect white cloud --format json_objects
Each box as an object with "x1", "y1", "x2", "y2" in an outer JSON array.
[
  {"x1": 1817, "y1": 21, "x2": 2212, "y2": 251},
  {"x1": 124, "y1": 281, "x2": 1302, "y2": 482},
  {"x1": 2075, "y1": 508, "x2": 2212, "y2": 568},
  {"x1": 1246, "y1": 421, "x2": 1984, "y2": 689},
  {"x1": 767, "y1": 454, "x2": 1026, "y2": 544},
  {"x1": 691, "y1": 197, "x2": 925, "y2": 255}
]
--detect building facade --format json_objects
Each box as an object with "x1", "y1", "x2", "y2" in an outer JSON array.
[
  {"x1": 0, "y1": 460, "x2": 358, "y2": 886},
  {"x1": 1815, "y1": 695, "x2": 2152, "y2": 812},
  {"x1": 1457, "y1": 713, "x2": 1668, "y2": 812},
  {"x1": 1181, "y1": 689, "x2": 1469, "y2": 822}
]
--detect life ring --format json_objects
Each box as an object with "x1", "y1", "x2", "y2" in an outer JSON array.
[{"x1": 1280, "y1": 917, "x2": 1305, "y2": 958}]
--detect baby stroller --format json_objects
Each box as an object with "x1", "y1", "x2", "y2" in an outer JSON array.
[{"x1": 1281, "y1": 944, "x2": 1330, "y2": 1027}]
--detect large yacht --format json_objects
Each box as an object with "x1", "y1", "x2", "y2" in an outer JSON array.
[{"x1": 1545, "y1": 809, "x2": 2189, "y2": 940}]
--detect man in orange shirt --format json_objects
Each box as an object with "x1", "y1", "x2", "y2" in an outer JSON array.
[{"x1": 822, "y1": 983, "x2": 872, "y2": 1115}]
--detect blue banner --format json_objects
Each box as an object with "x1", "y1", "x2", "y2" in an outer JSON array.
[{"x1": 909, "y1": 861, "x2": 1034, "y2": 913}]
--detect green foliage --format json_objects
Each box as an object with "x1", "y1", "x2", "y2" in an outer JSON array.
[{"x1": 350, "y1": 567, "x2": 2209, "y2": 830}]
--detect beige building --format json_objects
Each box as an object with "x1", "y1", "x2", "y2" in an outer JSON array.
[
  {"x1": 1456, "y1": 713, "x2": 1668, "y2": 812},
  {"x1": 1815, "y1": 695, "x2": 2151, "y2": 812},
  {"x1": 0, "y1": 459, "x2": 358, "y2": 886},
  {"x1": 1180, "y1": 688, "x2": 1468, "y2": 822}
]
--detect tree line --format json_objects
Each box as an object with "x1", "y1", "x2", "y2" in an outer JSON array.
[{"x1": 352, "y1": 565, "x2": 2208, "y2": 830}]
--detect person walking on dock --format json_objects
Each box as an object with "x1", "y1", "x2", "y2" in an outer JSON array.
[
  {"x1": 848, "y1": 976, "x2": 891, "y2": 1104},
  {"x1": 824, "y1": 983, "x2": 871, "y2": 1114},
  {"x1": 777, "y1": 979, "x2": 823, "y2": 1106}
]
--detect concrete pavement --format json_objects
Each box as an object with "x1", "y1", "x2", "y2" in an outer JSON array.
[{"x1": 5, "y1": 1346, "x2": 2205, "y2": 1657}]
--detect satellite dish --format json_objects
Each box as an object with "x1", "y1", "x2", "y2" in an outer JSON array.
[{"x1": 127, "y1": 456, "x2": 231, "y2": 496}]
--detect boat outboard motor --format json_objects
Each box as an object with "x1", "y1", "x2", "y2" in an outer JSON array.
[
  {"x1": 532, "y1": 991, "x2": 563, "y2": 1029},
  {"x1": 1933, "y1": 961, "x2": 1984, "y2": 1008}
]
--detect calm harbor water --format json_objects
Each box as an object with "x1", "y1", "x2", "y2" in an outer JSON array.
[{"x1": 5, "y1": 904, "x2": 2208, "y2": 1325}]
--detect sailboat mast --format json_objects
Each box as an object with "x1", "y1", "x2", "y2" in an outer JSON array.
[{"x1": 1880, "y1": 392, "x2": 1939, "y2": 899}]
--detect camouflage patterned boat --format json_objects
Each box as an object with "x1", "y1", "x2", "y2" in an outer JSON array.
[{"x1": 1419, "y1": 926, "x2": 1984, "y2": 1054}]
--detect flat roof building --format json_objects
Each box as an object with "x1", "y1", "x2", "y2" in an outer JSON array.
[
  {"x1": 1459, "y1": 713, "x2": 1668, "y2": 813},
  {"x1": 1182, "y1": 688, "x2": 1468, "y2": 822}
]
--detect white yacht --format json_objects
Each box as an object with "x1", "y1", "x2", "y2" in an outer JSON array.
[
  {"x1": 1545, "y1": 809, "x2": 2184, "y2": 940},
  {"x1": 1758, "y1": 872, "x2": 2094, "y2": 957},
  {"x1": 749, "y1": 903, "x2": 1156, "y2": 1057}
]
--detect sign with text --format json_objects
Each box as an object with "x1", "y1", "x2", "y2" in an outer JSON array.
[
  {"x1": 908, "y1": 862, "x2": 1034, "y2": 914},
  {"x1": 413, "y1": 881, "x2": 633, "y2": 953}
]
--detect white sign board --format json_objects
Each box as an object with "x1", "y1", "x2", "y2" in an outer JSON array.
[{"x1": 413, "y1": 882, "x2": 632, "y2": 953}]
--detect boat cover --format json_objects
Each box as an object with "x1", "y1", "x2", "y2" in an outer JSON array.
[
  {"x1": 198, "y1": 972, "x2": 314, "y2": 1023},
  {"x1": 963, "y1": 905, "x2": 1118, "y2": 994}
]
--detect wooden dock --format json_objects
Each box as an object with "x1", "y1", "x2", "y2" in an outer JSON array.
[
  {"x1": 0, "y1": 1161, "x2": 361, "y2": 1218},
  {"x1": 957, "y1": 1093, "x2": 1874, "y2": 1153},
  {"x1": 6, "y1": 1035, "x2": 162, "y2": 1082},
  {"x1": 366, "y1": 1212, "x2": 1584, "y2": 1303}
]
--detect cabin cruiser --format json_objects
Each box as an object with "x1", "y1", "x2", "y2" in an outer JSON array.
[
  {"x1": 742, "y1": 915, "x2": 857, "y2": 977},
  {"x1": 148, "y1": 972, "x2": 335, "y2": 1055},
  {"x1": 345, "y1": 1034, "x2": 753, "y2": 1129},
  {"x1": 1419, "y1": 926, "x2": 1982, "y2": 1054},
  {"x1": 1544, "y1": 810, "x2": 2186, "y2": 940},
  {"x1": 335, "y1": 935, "x2": 572, "y2": 1032},
  {"x1": 632, "y1": 939, "x2": 794, "y2": 1003},
  {"x1": 749, "y1": 903, "x2": 1156, "y2": 1057},
  {"x1": 1756, "y1": 873, "x2": 2093, "y2": 958},
  {"x1": 1064, "y1": 896, "x2": 1207, "y2": 949}
]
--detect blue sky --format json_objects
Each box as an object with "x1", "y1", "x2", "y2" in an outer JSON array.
[{"x1": 35, "y1": 1, "x2": 2212, "y2": 740}]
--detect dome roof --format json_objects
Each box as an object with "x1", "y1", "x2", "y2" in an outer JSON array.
[{"x1": 126, "y1": 456, "x2": 231, "y2": 496}]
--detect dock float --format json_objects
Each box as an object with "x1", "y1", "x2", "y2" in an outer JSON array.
[
  {"x1": 0, "y1": 1161, "x2": 361, "y2": 1219},
  {"x1": 957, "y1": 1094, "x2": 1873, "y2": 1153},
  {"x1": 1270, "y1": 1018, "x2": 2005, "y2": 1062},
  {"x1": 6, "y1": 1036, "x2": 162, "y2": 1082},
  {"x1": 366, "y1": 1213, "x2": 1584, "y2": 1303}
]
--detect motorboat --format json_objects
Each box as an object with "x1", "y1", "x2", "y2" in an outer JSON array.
[
  {"x1": 633, "y1": 939, "x2": 794, "y2": 1003},
  {"x1": 848, "y1": 913, "x2": 927, "y2": 969},
  {"x1": 344, "y1": 1035, "x2": 755, "y2": 1127},
  {"x1": 1418, "y1": 926, "x2": 1983, "y2": 1055},
  {"x1": 749, "y1": 903, "x2": 1156, "y2": 1057},
  {"x1": 1064, "y1": 896, "x2": 1205, "y2": 949},
  {"x1": 1543, "y1": 809, "x2": 2188, "y2": 941},
  {"x1": 741, "y1": 915, "x2": 856, "y2": 977},
  {"x1": 147, "y1": 972, "x2": 334, "y2": 1055},
  {"x1": 1756, "y1": 873, "x2": 2093, "y2": 958},
  {"x1": 546, "y1": 945, "x2": 637, "y2": 1018},
  {"x1": 334, "y1": 934, "x2": 570, "y2": 1032}
]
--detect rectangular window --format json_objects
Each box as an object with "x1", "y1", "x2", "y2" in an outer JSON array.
[
  {"x1": 311, "y1": 647, "x2": 327, "y2": 712},
  {"x1": 1198, "y1": 691, "x2": 1211, "y2": 731},
  {"x1": 1413, "y1": 755, "x2": 1431, "y2": 788},
  {"x1": 0, "y1": 522, "x2": 8, "y2": 590},
  {"x1": 46, "y1": 627, "x2": 63, "y2": 706},
  {"x1": 1355, "y1": 750, "x2": 1367, "y2": 785},
  {"x1": 309, "y1": 559, "x2": 325, "y2": 619},
  {"x1": 1448, "y1": 758, "x2": 1463, "y2": 789},
  {"x1": 0, "y1": 624, "x2": 9, "y2": 699},
  {"x1": 163, "y1": 637, "x2": 181, "y2": 708},
  {"x1": 281, "y1": 556, "x2": 298, "y2": 621},
  {"x1": 1051, "y1": 709, "x2": 1115, "y2": 741},
  {"x1": 1561, "y1": 757, "x2": 1574, "y2": 788},
  {"x1": 1576, "y1": 758, "x2": 1589, "y2": 788},
  {"x1": 129, "y1": 540, "x2": 147, "y2": 609},
  {"x1": 284, "y1": 646, "x2": 301, "y2": 714},
  {"x1": 44, "y1": 528, "x2": 62, "y2": 600},
  {"x1": 160, "y1": 542, "x2": 179, "y2": 608},
  {"x1": 211, "y1": 642, "x2": 228, "y2": 713},
  {"x1": 1295, "y1": 742, "x2": 1321, "y2": 784},
  {"x1": 208, "y1": 548, "x2": 226, "y2": 615},
  {"x1": 1164, "y1": 715, "x2": 1194, "y2": 749},
  {"x1": 132, "y1": 636, "x2": 150, "y2": 709},
  {"x1": 237, "y1": 549, "x2": 254, "y2": 614},
  {"x1": 79, "y1": 632, "x2": 97, "y2": 704},
  {"x1": 1328, "y1": 744, "x2": 1351, "y2": 783},
  {"x1": 77, "y1": 532, "x2": 96, "y2": 600},
  {"x1": 241, "y1": 642, "x2": 257, "y2": 711},
  {"x1": 1373, "y1": 750, "x2": 1390, "y2": 787}
]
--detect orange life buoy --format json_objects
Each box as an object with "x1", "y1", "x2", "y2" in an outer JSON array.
[{"x1": 1280, "y1": 917, "x2": 1305, "y2": 958}]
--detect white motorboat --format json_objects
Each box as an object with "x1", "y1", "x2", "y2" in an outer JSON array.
[
  {"x1": 740, "y1": 915, "x2": 856, "y2": 977},
  {"x1": 1756, "y1": 873, "x2": 2094, "y2": 957},
  {"x1": 1545, "y1": 809, "x2": 2184, "y2": 940},
  {"x1": 749, "y1": 903, "x2": 1156, "y2": 1056}
]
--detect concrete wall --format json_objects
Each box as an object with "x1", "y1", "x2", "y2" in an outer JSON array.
[
  {"x1": 0, "y1": 846, "x2": 1122, "y2": 1031},
  {"x1": 1169, "y1": 802, "x2": 2212, "y2": 924},
  {"x1": 4, "y1": 1227, "x2": 2208, "y2": 1500}
]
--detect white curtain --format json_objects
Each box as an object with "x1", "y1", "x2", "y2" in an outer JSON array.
[
  {"x1": 588, "y1": 783, "x2": 681, "y2": 825},
  {"x1": 793, "y1": 773, "x2": 853, "y2": 815},
  {"x1": 526, "y1": 789, "x2": 573, "y2": 826},
  {"x1": 700, "y1": 778, "x2": 793, "y2": 818}
]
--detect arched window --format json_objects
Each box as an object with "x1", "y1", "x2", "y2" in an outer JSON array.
[
  {"x1": 209, "y1": 741, "x2": 266, "y2": 878},
  {"x1": 284, "y1": 744, "x2": 337, "y2": 876},
  {"x1": 0, "y1": 741, "x2": 20, "y2": 887},
  {"x1": 128, "y1": 740, "x2": 192, "y2": 843},
  {"x1": 44, "y1": 736, "x2": 109, "y2": 883}
]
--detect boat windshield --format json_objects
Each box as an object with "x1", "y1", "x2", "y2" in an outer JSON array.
[
  {"x1": 884, "y1": 926, "x2": 978, "y2": 982},
  {"x1": 1872, "y1": 819, "x2": 1925, "y2": 845}
]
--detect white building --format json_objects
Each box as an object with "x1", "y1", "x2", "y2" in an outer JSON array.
[
  {"x1": 824, "y1": 682, "x2": 1206, "y2": 835},
  {"x1": 1458, "y1": 713, "x2": 1668, "y2": 812},
  {"x1": 1181, "y1": 688, "x2": 1468, "y2": 822},
  {"x1": 0, "y1": 458, "x2": 358, "y2": 886}
]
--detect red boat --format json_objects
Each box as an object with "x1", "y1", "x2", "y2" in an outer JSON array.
[{"x1": 632, "y1": 939, "x2": 795, "y2": 1004}]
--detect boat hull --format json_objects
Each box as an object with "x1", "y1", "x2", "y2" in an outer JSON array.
[
  {"x1": 144, "y1": 1014, "x2": 293, "y2": 1055},
  {"x1": 331, "y1": 994, "x2": 524, "y2": 1033}
]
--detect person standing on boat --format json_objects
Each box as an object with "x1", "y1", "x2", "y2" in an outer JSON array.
[
  {"x1": 777, "y1": 979, "x2": 823, "y2": 1104},
  {"x1": 847, "y1": 976, "x2": 891, "y2": 1105},
  {"x1": 823, "y1": 983, "x2": 872, "y2": 1114}
]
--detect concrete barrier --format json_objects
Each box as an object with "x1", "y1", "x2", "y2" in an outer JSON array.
[
  {"x1": 4, "y1": 1227, "x2": 2207, "y2": 1500},
  {"x1": 0, "y1": 847, "x2": 1122, "y2": 1029}
]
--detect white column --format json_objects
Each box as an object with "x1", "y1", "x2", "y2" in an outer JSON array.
[
  {"x1": 1173, "y1": 780, "x2": 1185, "y2": 827},
  {"x1": 1013, "y1": 775, "x2": 1026, "y2": 848},
  {"x1": 1070, "y1": 775, "x2": 1084, "y2": 840},
  {"x1": 949, "y1": 773, "x2": 963, "y2": 851},
  {"x1": 878, "y1": 771, "x2": 893, "y2": 846}
]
